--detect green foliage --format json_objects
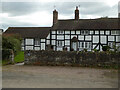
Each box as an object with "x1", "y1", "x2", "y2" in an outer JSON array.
[
  {"x1": 2, "y1": 35, "x2": 21, "y2": 55},
  {"x1": 102, "y1": 46, "x2": 111, "y2": 51},
  {"x1": 93, "y1": 49, "x2": 99, "y2": 52},
  {"x1": 83, "y1": 49, "x2": 87, "y2": 52},
  {"x1": 2, "y1": 49, "x2": 12, "y2": 60},
  {"x1": 14, "y1": 51, "x2": 24, "y2": 63}
]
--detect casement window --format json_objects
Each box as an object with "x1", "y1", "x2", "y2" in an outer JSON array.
[
  {"x1": 79, "y1": 42, "x2": 91, "y2": 49},
  {"x1": 81, "y1": 30, "x2": 90, "y2": 35},
  {"x1": 90, "y1": 31, "x2": 94, "y2": 34},
  {"x1": 26, "y1": 39, "x2": 34, "y2": 45},
  {"x1": 82, "y1": 42, "x2": 84, "y2": 48},
  {"x1": 35, "y1": 39, "x2": 40, "y2": 45},
  {"x1": 65, "y1": 31, "x2": 70, "y2": 34},
  {"x1": 106, "y1": 31, "x2": 110, "y2": 35},
  {"x1": 57, "y1": 41, "x2": 63, "y2": 46},
  {"x1": 85, "y1": 42, "x2": 87, "y2": 48},
  {"x1": 95, "y1": 31, "x2": 99, "y2": 34},
  {"x1": 89, "y1": 42, "x2": 91, "y2": 48},
  {"x1": 108, "y1": 42, "x2": 114, "y2": 48},
  {"x1": 58, "y1": 30, "x2": 64, "y2": 34},
  {"x1": 52, "y1": 31, "x2": 56, "y2": 34},
  {"x1": 111, "y1": 30, "x2": 120, "y2": 35},
  {"x1": 81, "y1": 30, "x2": 84, "y2": 35}
]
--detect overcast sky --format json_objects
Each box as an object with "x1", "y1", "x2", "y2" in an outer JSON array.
[{"x1": 0, "y1": 0, "x2": 120, "y2": 31}]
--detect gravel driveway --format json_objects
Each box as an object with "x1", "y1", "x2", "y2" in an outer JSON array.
[{"x1": 2, "y1": 65, "x2": 118, "y2": 88}]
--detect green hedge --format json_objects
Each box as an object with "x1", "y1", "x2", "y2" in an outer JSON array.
[
  {"x1": 2, "y1": 35, "x2": 21, "y2": 55},
  {"x1": 2, "y1": 49, "x2": 12, "y2": 60}
]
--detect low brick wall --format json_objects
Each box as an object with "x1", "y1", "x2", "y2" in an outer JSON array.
[{"x1": 24, "y1": 50, "x2": 120, "y2": 68}]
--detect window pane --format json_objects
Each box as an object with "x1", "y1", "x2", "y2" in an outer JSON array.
[{"x1": 35, "y1": 39, "x2": 40, "y2": 45}]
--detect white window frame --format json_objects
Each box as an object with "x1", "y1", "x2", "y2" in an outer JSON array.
[{"x1": 57, "y1": 41, "x2": 63, "y2": 46}]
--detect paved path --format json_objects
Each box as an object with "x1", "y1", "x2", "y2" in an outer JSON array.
[{"x1": 2, "y1": 65, "x2": 118, "y2": 88}]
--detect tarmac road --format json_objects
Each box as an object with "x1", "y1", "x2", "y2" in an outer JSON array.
[{"x1": 2, "y1": 65, "x2": 118, "y2": 88}]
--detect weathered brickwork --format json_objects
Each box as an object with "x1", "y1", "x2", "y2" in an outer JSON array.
[{"x1": 24, "y1": 50, "x2": 120, "y2": 68}]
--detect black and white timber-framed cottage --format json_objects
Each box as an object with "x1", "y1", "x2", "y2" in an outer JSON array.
[{"x1": 4, "y1": 6, "x2": 120, "y2": 51}]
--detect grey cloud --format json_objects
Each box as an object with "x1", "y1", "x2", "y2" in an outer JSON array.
[
  {"x1": 1, "y1": 2, "x2": 118, "y2": 31},
  {"x1": 1, "y1": 2, "x2": 118, "y2": 17}
]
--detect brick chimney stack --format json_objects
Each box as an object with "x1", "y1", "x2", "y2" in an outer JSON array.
[
  {"x1": 75, "y1": 6, "x2": 79, "y2": 20},
  {"x1": 53, "y1": 9, "x2": 58, "y2": 25}
]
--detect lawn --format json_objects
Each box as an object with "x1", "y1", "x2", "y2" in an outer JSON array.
[{"x1": 14, "y1": 51, "x2": 24, "y2": 63}]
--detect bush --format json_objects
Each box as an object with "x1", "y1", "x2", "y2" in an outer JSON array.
[
  {"x1": 83, "y1": 49, "x2": 87, "y2": 52},
  {"x1": 102, "y1": 46, "x2": 111, "y2": 51},
  {"x1": 2, "y1": 49, "x2": 12, "y2": 60},
  {"x1": 93, "y1": 49, "x2": 99, "y2": 52},
  {"x1": 2, "y1": 34, "x2": 21, "y2": 55}
]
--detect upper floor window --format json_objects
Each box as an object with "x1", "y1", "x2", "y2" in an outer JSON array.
[
  {"x1": 81, "y1": 30, "x2": 90, "y2": 35},
  {"x1": 58, "y1": 30, "x2": 64, "y2": 34},
  {"x1": 111, "y1": 30, "x2": 120, "y2": 35}
]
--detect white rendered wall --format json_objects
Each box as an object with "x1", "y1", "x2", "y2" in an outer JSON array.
[
  {"x1": 100, "y1": 31, "x2": 104, "y2": 34},
  {"x1": 108, "y1": 36, "x2": 114, "y2": 41},
  {"x1": 52, "y1": 31, "x2": 56, "y2": 34},
  {"x1": 52, "y1": 40, "x2": 56, "y2": 45},
  {"x1": 76, "y1": 31, "x2": 80, "y2": 34},
  {"x1": 41, "y1": 43, "x2": 45, "y2": 50},
  {"x1": 116, "y1": 36, "x2": 120, "y2": 42},
  {"x1": 57, "y1": 47, "x2": 63, "y2": 51},
  {"x1": 47, "y1": 34, "x2": 50, "y2": 39},
  {"x1": 93, "y1": 36, "x2": 99, "y2": 43},
  {"x1": 85, "y1": 36, "x2": 91, "y2": 41},
  {"x1": 52, "y1": 35, "x2": 56, "y2": 39},
  {"x1": 65, "y1": 35, "x2": 70, "y2": 39},
  {"x1": 46, "y1": 40, "x2": 50, "y2": 45},
  {"x1": 65, "y1": 31, "x2": 70, "y2": 34},
  {"x1": 78, "y1": 35, "x2": 84, "y2": 40},
  {"x1": 41, "y1": 39, "x2": 45, "y2": 42},
  {"x1": 35, "y1": 47, "x2": 40, "y2": 50},
  {"x1": 106, "y1": 31, "x2": 110, "y2": 35},
  {"x1": 57, "y1": 35, "x2": 64, "y2": 40},
  {"x1": 65, "y1": 40, "x2": 70, "y2": 45},
  {"x1": 25, "y1": 39, "x2": 34, "y2": 45},
  {"x1": 26, "y1": 46, "x2": 33, "y2": 50},
  {"x1": 101, "y1": 36, "x2": 106, "y2": 44}
]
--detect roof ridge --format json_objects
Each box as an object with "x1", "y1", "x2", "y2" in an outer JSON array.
[{"x1": 58, "y1": 18, "x2": 119, "y2": 21}]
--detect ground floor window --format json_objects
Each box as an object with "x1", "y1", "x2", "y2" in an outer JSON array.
[{"x1": 78, "y1": 42, "x2": 91, "y2": 49}]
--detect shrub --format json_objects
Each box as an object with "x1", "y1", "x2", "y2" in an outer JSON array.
[
  {"x1": 102, "y1": 46, "x2": 111, "y2": 51},
  {"x1": 2, "y1": 34, "x2": 21, "y2": 55},
  {"x1": 83, "y1": 49, "x2": 87, "y2": 52},
  {"x1": 2, "y1": 49, "x2": 12, "y2": 60},
  {"x1": 93, "y1": 49, "x2": 99, "y2": 52}
]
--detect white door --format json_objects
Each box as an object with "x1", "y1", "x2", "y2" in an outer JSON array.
[{"x1": 72, "y1": 42, "x2": 77, "y2": 51}]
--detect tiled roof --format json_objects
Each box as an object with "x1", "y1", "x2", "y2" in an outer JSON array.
[
  {"x1": 52, "y1": 18, "x2": 120, "y2": 30},
  {"x1": 4, "y1": 27, "x2": 51, "y2": 38}
]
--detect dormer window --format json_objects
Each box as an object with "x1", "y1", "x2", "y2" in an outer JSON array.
[
  {"x1": 111, "y1": 30, "x2": 120, "y2": 35},
  {"x1": 58, "y1": 30, "x2": 64, "y2": 34},
  {"x1": 81, "y1": 30, "x2": 90, "y2": 35}
]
